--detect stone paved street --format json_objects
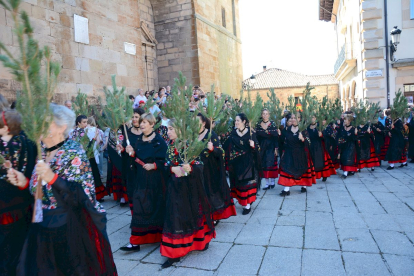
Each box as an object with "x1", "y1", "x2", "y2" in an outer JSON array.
[{"x1": 102, "y1": 164, "x2": 414, "y2": 276}]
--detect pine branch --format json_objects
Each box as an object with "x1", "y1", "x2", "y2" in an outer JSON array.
[
  {"x1": 265, "y1": 88, "x2": 283, "y2": 127},
  {"x1": 198, "y1": 84, "x2": 225, "y2": 138},
  {"x1": 390, "y1": 90, "x2": 408, "y2": 120},
  {"x1": 72, "y1": 89, "x2": 91, "y2": 116}
]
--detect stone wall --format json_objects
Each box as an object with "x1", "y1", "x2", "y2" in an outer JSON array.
[
  {"x1": 152, "y1": 0, "x2": 200, "y2": 88},
  {"x1": 251, "y1": 84, "x2": 340, "y2": 108},
  {"x1": 194, "y1": 0, "x2": 242, "y2": 96},
  {"x1": 0, "y1": 0, "x2": 144, "y2": 103}
]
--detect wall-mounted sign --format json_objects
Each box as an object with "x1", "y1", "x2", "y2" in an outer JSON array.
[
  {"x1": 365, "y1": 70, "x2": 383, "y2": 78},
  {"x1": 124, "y1": 42, "x2": 136, "y2": 55},
  {"x1": 74, "y1": 14, "x2": 89, "y2": 44}
]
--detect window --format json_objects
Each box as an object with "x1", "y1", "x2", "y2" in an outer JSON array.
[
  {"x1": 232, "y1": 0, "x2": 237, "y2": 36},
  {"x1": 404, "y1": 84, "x2": 414, "y2": 105},
  {"x1": 222, "y1": 7, "x2": 226, "y2": 28},
  {"x1": 404, "y1": 84, "x2": 414, "y2": 93}
]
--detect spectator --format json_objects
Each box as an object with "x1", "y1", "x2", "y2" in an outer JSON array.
[
  {"x1": 133, "y1": 89, "x2": 147, "y2": 108},
  {"x1": 139, "y1": 100, "x2": 145, "y2": 108},
  {"x1": 149, "y1": 103, "x2": 161, "y2": 115},
  {"x1": 166, "y1": 86, "x2": 171, "y2": 96},
  {"x1": 145, "y1": 91, "x2": 150, "y2": 99},
  {"x1": 280, "y1": 110, "x2": 290, "y2": 127},
  {"x1": 155, "y1": 88, "x2": 167, "y2": 107},
  {"x1": 64, "y1": 100, "x2": 72, "y2": 110},
  {"x1": 129, "y1": 95, "x2": 135, "y2": 103}
]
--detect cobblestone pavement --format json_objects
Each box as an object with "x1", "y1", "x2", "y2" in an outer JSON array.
[{"x1": 102, "y1": 163, "x2": 414, "y2": 276}]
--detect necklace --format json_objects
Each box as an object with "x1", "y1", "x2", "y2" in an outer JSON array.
[
  {"x1": 144, "y1": 131, "x2": 154, "y2": 138},
  {"x1": 45, "y1": 140, "x2": 65, "y2": 156},
  {"x1": 262, "y1": 120, "x2": 269, "y2": 123},
  {"x1": 199, "y1": 128, "x2": 206, "y2": 135},
  {"x1": 238, "y1": 126, "x2": 246, "y2": 133}
]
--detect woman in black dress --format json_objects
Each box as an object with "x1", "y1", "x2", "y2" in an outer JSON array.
[
  {"x1": 278, "y1": 114, "x2": 316, "y2": 195},
  {"x1": 7, "y1": 104, "x2": 117, "y2": 275},
  {"x1": 116, "y1": 108, "x2": 145, "y2": 209},
  {"x1": 385, "y1": 117, "x2": 407, "y2": 169},
  {"x1": 224, "y1": 113, "x2": 261, "y2": 215},
  {"x1": 256, "y1": 109, "x2": 279, "y2": 189},
  {"x1": 323, "y1": 121, "x2": 340, "y2": 169},
  {"x1": 0, "y1": 110, "x2": 36, "y2": 276},
  {"x1": 307, "y1": 116, "x2": 337, "y2": 182},
  {"x1": 197, "y1": 113, "x2": 236, "y2": 222},
  {"x1": 356, "y1": 124, "x2": 379, "y2": 171},
  {"x1": 160, "y1": 119, "x2": 215, "y2": 269},
  {"x1": 407, "y1": 109, "x2": 414, "y2": 163},
  {"x1": 118, "y1": 113, "x2": 167, "y2": 252},
  {"x1": 337, "y1": 115, "x2": 358, "y2": 178}
]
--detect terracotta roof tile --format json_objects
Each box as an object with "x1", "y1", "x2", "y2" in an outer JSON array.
[{"x1": 243, "y1": 68, "x2": 337, "y2": 90}]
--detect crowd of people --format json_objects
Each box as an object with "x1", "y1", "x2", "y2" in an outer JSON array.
[{"x1": 1, "y1": 87, "x2": 414, "y2": 275}]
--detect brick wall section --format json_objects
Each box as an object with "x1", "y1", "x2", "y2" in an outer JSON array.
[
  {"x1": 251, "y1": 84, "x2": 340, "y2": 108},
  {"x1": 0, "y1": 0, "x2": 144, "y2": 103},
  {"x1": 194, "y1": 0, "x2": 243, "y2": 96},
  {"x1": 152, "y1": 0, "x2": 200, "y2": 88},
  {"x1": 139, "y1": 0, "x2": 158, "y2": 91}
]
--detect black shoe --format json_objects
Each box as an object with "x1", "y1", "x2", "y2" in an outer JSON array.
[
  {"x1": 242, "y1": 207, "x2": 251, "y2": 215},
  {"x1": 322, "y1": 177, "x2": 327, "y2": 182},
  {"x1": 98, "y1": 198, "x2": 105, "y2": 203},
  {"x1": 214, "y1": 220, "x2": 220, "y2": 226},
  {"x1": 358, "y1": 169, "x2": 361, "y2": 172},
  {"x1": 120, "y1": 202, "x2": 128, "y2": 207},
  {"x1": 399, "y1": 163, "x2": 408, "y2": 168},
  {"x1": 161, "y1": 258, "x2": 180, "y2": 269},
  {"x1": 202, "y1": 243, "x2": 209, "y2": 251},
  {"x1": 410, "y1": 159, "x2": 414, "y2": 163},
  {"x1": 120, "y1": 244, "x2": 140, "y2": 252},
  {"x1": 341, "y1": 174, "x2": 347, "y2": 179},
  {"x1": 270, "y1": 184, "x2": 275, "y2": 189},
  {"x1": 280, "y1": 190, "x2": 290, "y2": 196},
  {"x1": 371, "y1": 168, "x2": 375, "y2": 171},
  {"x1": 301, "y1": 187, "x2": 307, "y2": 193},
  {"x1": 349, "y1": 172, "x2": 355, "y2": 176},
  {"x1": 262, "y1": 186, "x2": 271, "y2": 190},
  {"x1": 387, "y1": 166, "x2": 394, "y2": 170}
]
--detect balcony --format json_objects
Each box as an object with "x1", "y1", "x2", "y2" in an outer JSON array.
[{"x1": 334, "y1": 44, "x2": 357, "y2": 80}]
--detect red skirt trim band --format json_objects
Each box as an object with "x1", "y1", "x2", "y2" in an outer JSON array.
[
  {"x1": 160, "y1": 223, "x2": 216, "y2": 259},
  {"x1": 213, "y1": 203, "x2": 237, "y2": 221},
  {"x1": 341, "y1": 165, "x2": 358, "y2": 172},
  {"x1": 95, "y1": 185, "x2": 108, "y2": 201},
  {"x1": 314, "y1": 150, "x2": 337, "y2": 179},
  {"x1": 379, "y1": 136, "x2": 390, "y2": 161},
  {"x1": 230, "y1": 186, "x2": 257, "y2": 206},
  {"x1": 261, "y1": 166, "x2": 279, "y2": 178},
  {"x1": 130, "y1": 232, "x2": 162, "y2": 245},
  {"x1": 278, "y1": 169, "x2": 316, "y2": 187},
  {"x1": 358, "y1": 143, "x2": 380, "y2": 169}
]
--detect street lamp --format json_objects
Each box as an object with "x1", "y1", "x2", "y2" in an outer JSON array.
[
  {"x1": 250, "y1": 74, "x2": 256, "y2": 86},
  {"x1": 390, "y1": 26, "x2": 402, "y2": 62}
]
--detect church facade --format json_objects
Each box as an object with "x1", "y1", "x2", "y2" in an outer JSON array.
[{"x1": 0, "y1": 0, "x2": 243, "y2": 103}]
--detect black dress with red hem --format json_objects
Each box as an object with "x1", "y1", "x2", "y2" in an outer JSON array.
[
  {"x1": 278, "y1": 127, "x2": 316, "y2": 187},
  {"x1": 323, "y1": 123, "x2": 340, "y2": 169},
  {"x1": 129, "y1": 133, "x2": 167, "y2": 246},
  {"x1": 223, "y1": 128, "x2": 262, "y2": 206},
  {"x1": 200, "y1": 130, "x2": 236, "y2": 221},
  {"x1": 385, "y1": 119, "x2": 407, "y2": 164},
  {"x1": 256, "y1": 120, "x2": 279, "y2": 179},
  {"x1": 161, "y1": 144, "x2": 215, "y2": 259},
  {"x1": 357, "y1": 125, "x2": 380, "y2": 169},
  {"x1": 307, "y1": 126, "x2": 336, "y2": 179},
  {"x1": 338, "y1": 126, "x2": 358, "y2": 172},
  {"x1": 0, "y1": 135, "x2": 36, "y2": 276}
]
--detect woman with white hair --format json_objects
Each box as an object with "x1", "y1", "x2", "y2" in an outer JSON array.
[{"x1": 7, "y1": 104, "x2": 117, "y2": 275}]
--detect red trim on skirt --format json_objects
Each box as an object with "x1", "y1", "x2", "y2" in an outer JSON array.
[
  {"x1": 213, "y1": 203, "x2": 237, "y2": 221},
  {"x1": 130, "y1": 232, "x2": 162, "y2": 245},
  {"x1": 95, "y1": 185, "x2": 108, "y2": 201},
  {"x1": 110, "y1": 165, "x2": 128, "y2": 202},
  {"x1": 160, "y1": 223, "x2": 215, "y2": 259},
  {"x1": 341, "y1": 165, "x2": 358, "y2": 172},
  {"x1": 230, "y1": 185, "x2": 257, "y2": 206},
  {"x1": 333, "y1": 162, "x2": 340, "y2": 169},
  {"x1": 380, "y1": 136, "x2": 390, "y2": 161},
  {"x1": 358, "y1": 142, "x2": 380, "y2": 169},
  {"x1": 314, "y1": 148, "x2": 337, "y2": 179},
  {"x1": 260, "y1": 160, "x2": 279, "y2": 178}
]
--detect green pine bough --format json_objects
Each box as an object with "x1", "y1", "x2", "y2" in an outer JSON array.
[
  {"x1": 0, "y1": 0, "x2": 60, "y2": 223},
  {"x1": 390, "y1": 90, "x2": 409, "y2": 121},
  {"x1": 242, "y1": 89, "x2": 263, "y2": 137},
  {"x1": 97, "y1": 75, "x2": 133, "y2": 152},
  {"x1": 72, "y1": 89, "x2": 91, "y2": 117},
  {"x1": 265, "y1": 88, "x2": 284, "y2": 127},
  {"x1": 198, "y1": 84, "x2": 226, "y2": 140},
  {"x1": 297, "y1": 83, "x2": 315, "y2": 132},
  {"x1": 163, "y1": 72, "x2": 207, "y2": 164}
]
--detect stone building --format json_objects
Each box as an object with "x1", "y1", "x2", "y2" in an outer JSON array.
[
  {"x1": 0, "y1": 0, "x2": 243, "y2": 103},
  {"x1": 242, "y1": 67, "x2": 339, "y2": 107},
  {"x1": 319, "y1": 0, "x2": 414, "y2": 109}
]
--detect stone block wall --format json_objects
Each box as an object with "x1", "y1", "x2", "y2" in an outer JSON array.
[
  {"x1": 0, "y1": 0, "x2": 144, "y2": 103},
  {"x1": 252, "y1": 84, "x2": 340, "y2": 110}
]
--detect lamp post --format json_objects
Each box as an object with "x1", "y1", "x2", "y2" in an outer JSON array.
[
  {"x1": 249, "y1": 74, "x2": 256, "y2": 89},
  {"x1": 390, "y1": 26, "x2": 402, "y2": 62}
]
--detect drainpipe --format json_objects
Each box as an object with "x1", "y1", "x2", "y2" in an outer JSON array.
[{"x1": 384, "y1": 0, "x2": 391, "y2": 108}]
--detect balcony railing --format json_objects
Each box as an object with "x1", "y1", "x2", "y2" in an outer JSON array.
[
  {"x1": 334, "y1": 44, "x2": 345, "y2": 75},
  {"x1": 333, "y1": 43, "x2": 357, "y2": 80}
]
